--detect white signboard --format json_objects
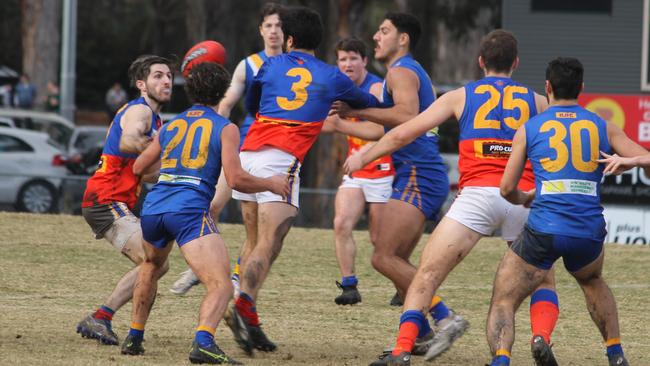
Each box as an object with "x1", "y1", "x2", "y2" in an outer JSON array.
[{"x1": 604, "y1": 205, "x2": 650, "y2": 245}]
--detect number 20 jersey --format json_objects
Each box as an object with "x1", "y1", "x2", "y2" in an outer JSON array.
[
  {"x1": 458, "y1": 76, "x2": 537, "y2": 190},
  {"x1": 141, "y1": 105, "x2": 230, "y2": 215}
]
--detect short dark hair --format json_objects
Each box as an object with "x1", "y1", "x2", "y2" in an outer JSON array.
[
  {"x1": 479, "y1": 30, "x2": 518, "y2": 73},
  {"x1": 545, "y1": 57, "x2": 584, "y2": 100},
  {"x1": 280, "y1": 6, "x2": 323, "y2": 50},
  {"x1": 128, "y1": 55, "x2": 172, "y2": 88},
  {"x1": 259, "y1": 2, "x2": 282, "y2": 26},
  {"x1": 184, "y1": 62, "x2": 230, "y2": 106},
  {"x1": 335, "y1": 37, "x2": 367, "y2": 59},
  {"x1": 384, "y1": 12, "x2": 421, "y2": 48}
]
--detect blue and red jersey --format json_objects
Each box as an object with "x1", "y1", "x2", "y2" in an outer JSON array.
[
  {"x1": 382, "y1": 54, "x2": 442, "y2": 166},
  {"x1": 142, "y1": 105, "x2": 230, "y2": 215},
  {"x1": 458, "y1": 76, "x2": 537, "y2": 190},
  {"x1": 346, "y1": 72, "x2": 394, "y2": 179},
  {"x1": 242, "y1": 51, "x2": 379, "y2": 162},
  {"x1": 240, "y1": 50, "x2": 270, "y2": 141},
  {"x1": 525, "y1": 105, "x2": 611, "y2": 240},
  {"x1": 82, "y1": 97, "x2": 161, "y2": 209}
]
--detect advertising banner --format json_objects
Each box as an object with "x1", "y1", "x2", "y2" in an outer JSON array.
[{"x1": 604, "y1": 205, "x2": 650, "y2": 245}]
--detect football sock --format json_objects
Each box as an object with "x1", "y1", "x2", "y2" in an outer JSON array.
[
  {"x1": 606, "y1": 338, "x2": 624, "y2": 359},
  {"x1": 341, "y1": 275, "x2": 358, "y2": 287},
  {"x1": 232, "y1": 257, "x2": 241, "y2": 280},
  {"x1": 235, "y1": 292, "x2": 260, "y2": 326},
  {"x1": 530, "y1": 288, "x2": 559, "y2": 343},
  {"x1": 392, "y1": 310, "x2": 426, "y2": 356},
  {"x1": 195, "y1": 325, "x2": 216, "y2": 348},
  {"x1": 93, "y1": 305, "x2": 115, "y2": 321},
  {"x1": 429, "y1": 295, "x2": 450, "y2": 325},
  {"x1": 491, "y1": 349, "x2": 511, "y2": 366},
  {"x1": 128, "y1": 322, "x2": 145, "y2": 341}
]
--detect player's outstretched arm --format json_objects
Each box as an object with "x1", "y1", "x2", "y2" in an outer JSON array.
[
  {"x1": 217, "y1": 60, "x2": 246, "y2": 119},
  {"x1": 602, "y1": 120, "x2": 650, "y2": 176},
  {"x1": 343, "y1": 88, "x2": 462, "y2": 174},
  {"x1": 322, "y1": 114, "x2": 385, "y2": 140},
  {"x1": 221, "y1": 124, "x2": 289, "y2": 197},
  {"x1": 500, "y1": 127, "x2": 535, "y2": 207},
  {"x1": 120, "y1": 104, "x2": 153, "y2": 154},
  {"x1": 133, "y1": 134, "x2": 161, "y2": 178}
]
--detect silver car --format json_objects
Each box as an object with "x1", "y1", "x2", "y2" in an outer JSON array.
[{"x1": 0, "y1": 127, "x2": 68, "y2": 213}]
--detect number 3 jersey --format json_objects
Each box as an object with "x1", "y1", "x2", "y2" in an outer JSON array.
[
  {"x1": 242, "y1": 51, "x2": 380, "y2": 162},
  {"x1": 458, "y1": 76, "x2": 537, "y2": 190},
  {"x1": 141, "y1": 105, "x2": 230, "y2": 215},
  {"x1": 82, "y1": 97, "x2": 161, "y2": 210},
  {"x1": 525, "y1": 105, "x2": 610, "y2": 240}
]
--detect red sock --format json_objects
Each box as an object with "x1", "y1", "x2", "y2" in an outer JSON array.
[
  {"x1": 93, "y1": 306, "x2": 114, "y2": 322},
  {"x1": 530, "y1": 299, "x2": 559, "y2": 343},
  {"x1": 235, "y1": 293, "x2": 260, "y2": 327},
  {"x1": 392, "y1": 322, "x2": 419, "y2": 356}
]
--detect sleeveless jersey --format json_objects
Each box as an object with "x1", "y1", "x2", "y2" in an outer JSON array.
[
  {"x1": 240, "y1": 51, "x2": 270, "y2": 140},
  {"x1": 346, "y1": 72, "x2": 394, "y2": 179},
  {"x1": 382, "y1": 54, "x2": 442, "y2": 165},
  {"x1": 82, "y1": 97, "x2": 161, "y2": 209},
  {"x1": 242, "y1": 51, "x2": 379, "y2": 162},
  {"x1": 142, "y1": 105, "x2": 230, "y2": 215},
  {"x1": 458, "y1": 76, "x2": 537, "y2": 190},
  {"x1": 525, "y1": 105, "x2": 611, "y2": 240}
]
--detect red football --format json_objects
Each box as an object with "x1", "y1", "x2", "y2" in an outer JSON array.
[{"x1": 181, "y1": 40, "x2": 227, "y2": 77}]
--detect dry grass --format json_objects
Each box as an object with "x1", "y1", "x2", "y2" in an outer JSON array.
[{"x1": 0, "y1": 212, "x2": 649, "y2": 365}]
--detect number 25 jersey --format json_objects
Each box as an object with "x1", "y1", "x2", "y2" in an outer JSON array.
[
  {"x1": 142, "y1": 105, "x2": 230, "y2": 215},
  {"x1": 458, "y1": 76, "x2": 537, "y2": 190}
]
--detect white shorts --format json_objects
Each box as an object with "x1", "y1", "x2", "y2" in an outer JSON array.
[
  {"x1": 104, "y1": 214, "x2": 140, "y2": 252},
  {"x1": 339, "y1": 175, "x2": 394, "y2": 203},
  {"x1": 232, "y1": 148, "x2": 301, "y2": 208},
  {"x1": 445, "y1": 186, "x2": 529, "y2": 241}
]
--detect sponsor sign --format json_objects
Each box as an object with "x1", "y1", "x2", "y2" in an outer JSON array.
[{"x1": 604, "y1": 205, "x2": 650, "y2": 245}]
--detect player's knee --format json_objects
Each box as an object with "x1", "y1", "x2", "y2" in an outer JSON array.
[
  {"x1": 157, "y1": 258, "x2": 170, "y2": 278},
  {"x1": 333, "y1": 215, "x2": 353, "y2": 236},
  {"x1": 371, "y1": 251, "x2": 389, "y2": 272}
]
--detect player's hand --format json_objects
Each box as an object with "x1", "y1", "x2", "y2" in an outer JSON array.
[
  {"x1": 321, "y1": 114, "x2": 339, "y2": 133},
  {"x1": 343, "y1": 150, "x2": 364, "y2": 175},
  {"x1": 523, "y1": 188, "x2": 536, "y2": 208},
  {"x1": 597, "y1": 151, "x2": 634, "y2": 175},
  {"x1": 268, "y1": 174, "x2": 290, "y2": 199},
  {"x1": 331, "y1": 101, "x2": 354, "y2": 118}
]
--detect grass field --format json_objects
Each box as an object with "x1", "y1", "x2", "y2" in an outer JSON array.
[{"x1": 1, "y1": 212, "x2": 649, "y2": 365}]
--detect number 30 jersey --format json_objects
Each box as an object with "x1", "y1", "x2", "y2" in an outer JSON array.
[
  {"x1": 242, "y1": 51, "x2": 379, "y2": 162},
  {"x1": 458, "y1": 76, "x2": 537, "y2": 190},
  {"x1": 141, "y1": 105, "x2": 230, "y2": 215},
  {"x1": 525, "y1": 105, "x2": 610, "y2": 240}
]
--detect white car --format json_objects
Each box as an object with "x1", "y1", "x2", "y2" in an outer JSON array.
[
  {"x1": 0, "y1": 127, "x2": 68, "y2": 213},
  {"x1": 0, "y1": 108, "x2": 75, "y2": 150}
]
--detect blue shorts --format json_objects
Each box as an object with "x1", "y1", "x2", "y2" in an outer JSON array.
[
  {"x1": 141, "y1": 211, "x2": 218, "y2": 248},
  {"x1": 391, "y1": 161, "x2": 449, "y2": 220},
  {"x1": 510, "y1": 225, "x2": 603, "y2": 272}
]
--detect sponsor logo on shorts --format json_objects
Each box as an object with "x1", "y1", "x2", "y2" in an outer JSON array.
[{"x1": 541, "y1": 179, "x2": 597, "y2": 196}]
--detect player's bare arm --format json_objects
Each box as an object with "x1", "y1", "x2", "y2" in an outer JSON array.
[
  {"x1": 120, "y1": 104, "x2": 153, "y2": 154},
  {"x1": 534, "y1": 92, "x2": 549, "y2": 114},
  {"x1": 217, "y1": 60, "x2": 246, "y2": 118},
  {"x1": 344, "y1": 87, "x2": 464, "y2": 174},
  {"x1": 133, "y1": 134, "x2": 161, "y2": 177},
  {"x1": 337, "y1": 67, "x2": 420, "y2": 128},
  {"x1": 601, "y1": 120, "x2": 650, "y2": 176},
  {"x1": 500, "y1": 127, "x2": 535, "y2": 207},
  {"x1": 220, "y1": 124, "x2": 289, "y2": 197},
  {"x1": 323, "y1": 81, "x2": 385, "y2": 139}
]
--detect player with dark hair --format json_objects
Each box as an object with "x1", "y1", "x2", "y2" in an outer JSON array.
[
  {"x1": 321, "y1": 37, "x2": 392, "y2": 305},
  {"x1": 226, "y1": 6, "x2": 380, "y2": 356},
  {"x1": 347, "y1": 29, "x2": 561, "y2": 365},
  {"x1": 76, "y1": 55, "x2": 172, "y2": 346},
  {"x1": 120, "y1": 62, "x2": 289, "y2": 364},
  {"x1": 332, "y1": 13, "x2": 464, "y2": 361},
  {"x1": 170, "y1": 2, "x2": 285, "y2": 297},
  {"x1": 488, "y1": 57, "x2": 641, "y2": 366}
]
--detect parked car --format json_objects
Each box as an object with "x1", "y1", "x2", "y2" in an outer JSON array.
[
  {"x1": 0, "y1": 108, "x2": 75, "y2": 151},
  {"x1": 0, "y1": 126, "x2": 68, "y2": 213},
  {"x1": 64, "y1": 125, "x2": 107, "y2": 175}
]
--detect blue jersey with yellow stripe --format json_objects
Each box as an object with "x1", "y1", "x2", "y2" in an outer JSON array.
[
  {"x1": 382, "y1": 54, "x2": 442, "y2": 165},
  {"x1": 142, "y1": 105, "x2": 230, "y2": 215},
  {"x1": 241, "y1": 51, "x2": 270, "y2": 140},
  {"x1": 525, "y1": 105, "x2": 611, "y2": 240}
]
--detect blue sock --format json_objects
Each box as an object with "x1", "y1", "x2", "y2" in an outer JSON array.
[
  {"x1": 128, "y1": 328, "x2": 144, "y2": 341},
  {"x1": 195, "y1": 330, "x2": 215, "y2": 348},
  {"x1": 606, "y1": 342, "x2": 624, "y2": 358},
  {"x1": 419, "y1": 318, "x2": 433, "y2": 338},
  {"x1": 491, "y1": 355, "x2": 511, "y2": 366},
  {"x1": 400, "y1": 310, "x2": 427, "y2": 337},
  {"x1": 341, "y1": 275, "x2": 358, "y2": 287},
  {"x1": 429, "y1": 296, "x2": 450, "y2": 325}
]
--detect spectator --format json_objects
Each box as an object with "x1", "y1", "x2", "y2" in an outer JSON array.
[
  {"x1": 0, "y1": 84, "x2": 13, "y2": 107},
  {"x1": 45, "y1": 81, "x2": 60, "y2": 112},
  {"x1": 14, "y1": 74, "x2": 37, "y2": 109},
  {"x1": 105, "y1": 82, "x2": 127, "y2": 115}
]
